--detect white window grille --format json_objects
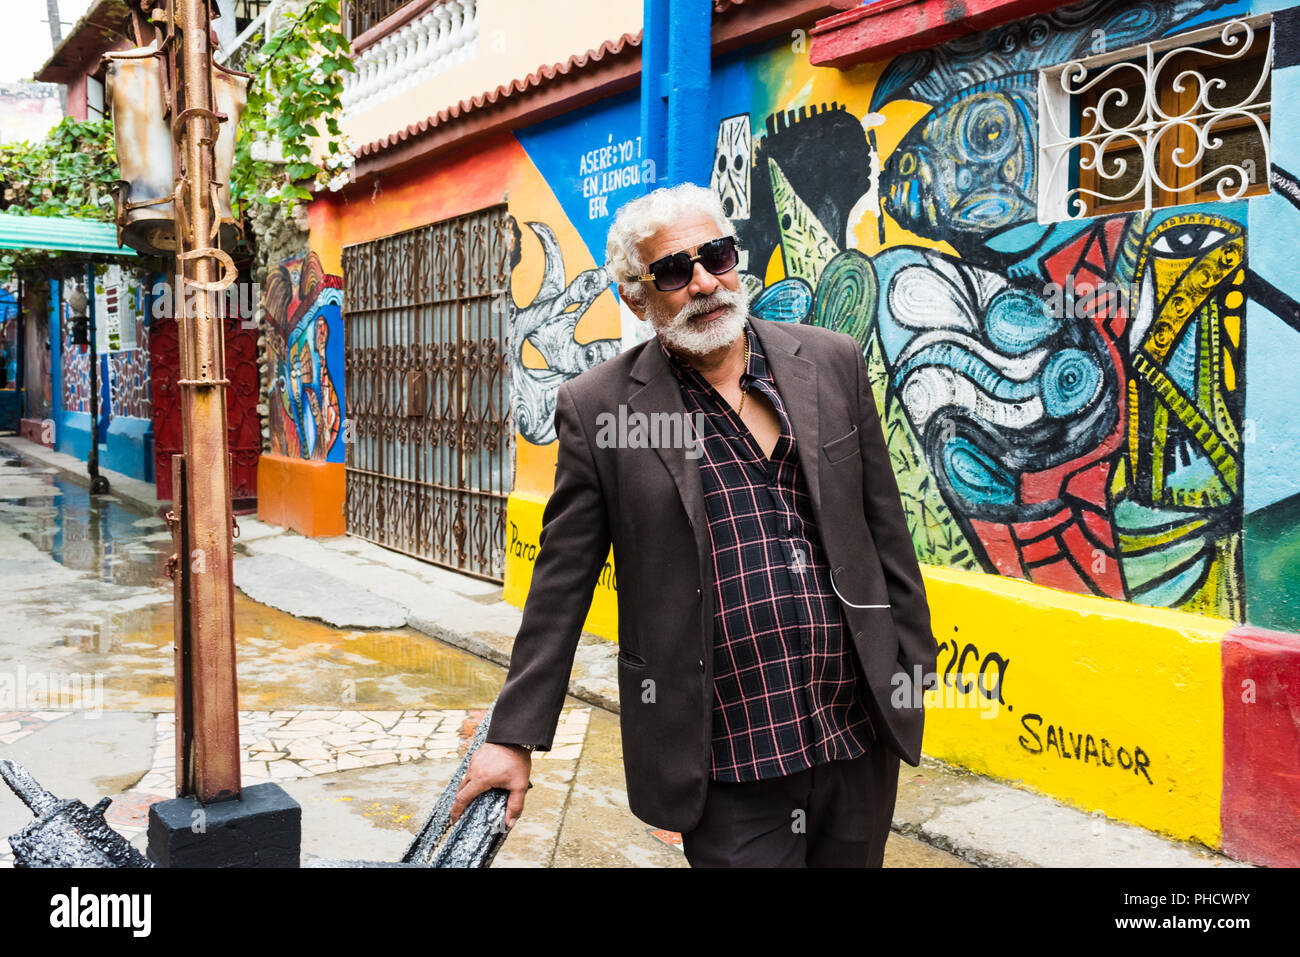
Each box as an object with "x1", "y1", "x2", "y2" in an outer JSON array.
[
  {"x1": 1039, "y1": 15, "x2": 1273, "y2": 222},
  {"x1": 87, "y1": 75, "x2": 105, "y2": 121}
]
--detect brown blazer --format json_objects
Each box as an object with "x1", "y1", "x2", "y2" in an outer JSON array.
[{"x1": 486, "y1": 316, "x2": 938, "y2": 833}]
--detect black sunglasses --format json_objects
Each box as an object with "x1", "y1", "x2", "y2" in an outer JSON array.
[{"x1": 633, "y1": 236, "x2": 741, "y2": 292}]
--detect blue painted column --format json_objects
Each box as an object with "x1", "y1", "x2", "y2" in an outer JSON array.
[
  {"x1": 48, "y1": 279, "x2": 62, "y2": 425},
  {"x1": 641, "y1": 0, "x2": 713, "y2": 190}
]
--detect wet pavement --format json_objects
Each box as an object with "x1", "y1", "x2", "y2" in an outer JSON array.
[
  {"x1": 3, "y1": 438, "x2": 1248, "y2": 867},
  {"x1": 0, "y1": 448, "x2": 503, "y2": 714},
  {"x1": 0, "y1": 443, "x2": 966, "y2": 867}
]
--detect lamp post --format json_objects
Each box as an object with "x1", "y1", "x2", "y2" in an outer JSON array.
[{"x1": 108, "y1": 0, "x2": 300, "y2": 867}]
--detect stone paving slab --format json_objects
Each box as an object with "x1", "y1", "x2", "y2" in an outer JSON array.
[
  {"x1": 894, "y1": 757, "x2": 1246, "y2": 868},
  {"x1": 233, "y1": 553, "x2": 409, "y2": 629},
  {"x1": 233, "y1": 518, "x2": 621, "y2": 712}
]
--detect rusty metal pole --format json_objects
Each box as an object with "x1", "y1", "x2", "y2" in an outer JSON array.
[{"x1": 169, "y1": 0, "x2": 241, "y2": 804}]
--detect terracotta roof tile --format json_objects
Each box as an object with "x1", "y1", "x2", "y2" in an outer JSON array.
[{"x1": 354, "y1": 31, "x2": 643, "y2": 159}]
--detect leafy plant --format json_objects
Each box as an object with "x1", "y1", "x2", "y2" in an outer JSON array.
[
  {"x1": 232, "y1": 0, "x2": 357, "y2": 217},
  {"x1": 0, "y1": 117, "x2": 126, "y2": 283},
  {"x1": 0, "y1": 1, "x2": 356, "y2": 282}
]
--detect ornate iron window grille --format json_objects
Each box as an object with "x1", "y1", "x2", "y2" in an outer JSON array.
[{"x1": 1039, "y1": 15, "x2": 1273, "y2": 221}]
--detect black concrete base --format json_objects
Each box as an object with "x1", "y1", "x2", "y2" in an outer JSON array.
[{"x1": 147, "y1": 783, "x2": 301, "y2": 867}]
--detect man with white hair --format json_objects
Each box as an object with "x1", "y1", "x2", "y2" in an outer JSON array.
[{"x1": 452, "y1": 183, "x2": 937, "y2": 867}]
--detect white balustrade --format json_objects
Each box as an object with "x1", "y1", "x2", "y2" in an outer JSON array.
[{"x1": 340, "y1": 0, "x2": 480, "y2": 115}]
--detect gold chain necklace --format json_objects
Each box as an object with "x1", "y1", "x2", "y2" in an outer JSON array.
[{"x1": 736, "y1": 332, "x2": 750, "y2": 416}]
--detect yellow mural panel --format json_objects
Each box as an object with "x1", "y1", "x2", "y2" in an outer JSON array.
[
  {"x1": 917, "y1": 565, "x2": 1227, "y2": 847},
  {"x1": 502, "y1": 493, "x2": 619, "y2": 641}
]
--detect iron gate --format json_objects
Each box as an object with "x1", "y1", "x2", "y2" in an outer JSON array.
[{"x1": 343, "y1": 205, "x2": 513, "y2": 581}]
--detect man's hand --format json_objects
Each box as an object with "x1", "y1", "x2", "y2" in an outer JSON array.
[{"x1": 450, "y1": 742, "x2": 532, "y2": 829}]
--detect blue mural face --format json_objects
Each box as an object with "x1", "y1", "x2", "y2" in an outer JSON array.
[{"x1": 872, "y1": 243, "x2": 1120, "y2": 525}]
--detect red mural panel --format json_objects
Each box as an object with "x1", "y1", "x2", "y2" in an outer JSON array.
[
  {"x1": 150, "y1": 311, "x2": 261, "y2": 503},
  {"x1": 1221, "y1": 625, "x2": 1300, "y2": 867}
]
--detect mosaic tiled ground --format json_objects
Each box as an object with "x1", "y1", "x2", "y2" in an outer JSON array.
[
  {"x1": 109, "y1": 708, "x2": 589, "y2": 842},
  {"x1": 0, "y1": 707, "x2": 589, "y2": 864}
]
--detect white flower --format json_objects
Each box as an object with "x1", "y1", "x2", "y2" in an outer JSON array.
[
  {"x1": 265, "y1": 184, "x2": 281, "y2": 200},
  {"x1": 341, "y1": 152, "x2": 355, "y2": 169},
  {"x1": 310, "y1": 69, "x2": 326, "y2": 85},
  {"x1": 326, "y1": 154, "x2": 341, "y2": 170}
]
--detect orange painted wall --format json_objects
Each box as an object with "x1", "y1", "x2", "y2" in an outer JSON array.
[{"x1": 257, "y1": 453, "x2": 346, "y2": 537}]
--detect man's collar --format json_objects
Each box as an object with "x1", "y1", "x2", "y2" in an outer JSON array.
[
  {"x1": 630, "y1": 314, "x2": 803, "y2": 387},
  {"x1": 655, "y1": 318, "x2": 763, "y2": 380}
]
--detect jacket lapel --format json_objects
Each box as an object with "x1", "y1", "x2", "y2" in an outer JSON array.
[
  {"x1": 627, "y1": 339, "x2": 710, "y2": 570},
  {"x1": 751, "y1": 318, "x2": 823, "y2": 526}
]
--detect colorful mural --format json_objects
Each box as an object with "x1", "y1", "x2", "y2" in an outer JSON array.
[
  {"x1": 108, "y1": 318, "x2": 151, "y2": 421},
  {"x1": 61, "y1": 339, "x2": 91, "y2": 414},
  {"x1": 464, "y1": 0, "x2": 1300, "y2": 630},
  {"x1": 264, "y1": 251, "x2": 346, "y2": 462},
  {"x1": 673, "y1": 0, "x2": 1291, "y2": 624},
  {"x1": 506, "y1": 218, "x2": 619, "y2": 445},
  {"x1": 60, "y1": 269, "x2": 152, "y2": 422}
]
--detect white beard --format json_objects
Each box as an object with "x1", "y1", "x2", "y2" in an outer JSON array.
[{"x1": 648, "y1": 285, "x2": 751, "y2": 357}]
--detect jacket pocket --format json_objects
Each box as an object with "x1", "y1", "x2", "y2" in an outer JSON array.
[
  {"x1": 822, "y1": 424, "x2": 859, "y2": 465},
  {"x1": 617, "y1": 648, "x2": 647, "y2": 668}
]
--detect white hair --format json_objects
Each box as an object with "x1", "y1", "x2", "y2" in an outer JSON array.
[{"x1": 604, "y1": 183, "x2": 733, "y2": 306}]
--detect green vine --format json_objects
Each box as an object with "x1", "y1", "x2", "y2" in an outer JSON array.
[
  {"x1": 232, "y1": 0, "x2": 357, "y2": 217},
  {"x1": 0, "y1": 117, "x2": 124, "y2": 284}
]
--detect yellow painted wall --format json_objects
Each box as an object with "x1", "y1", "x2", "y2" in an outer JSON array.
[
  {"x1": 918, "y1": 565, "x2": 1227, "y2": 846},
  {"x1": 502, "y1": 493, "x2": 618, "y2": 639},
  {"x1": 340, "y1": 0, "x2": 643, "y2": 149}
]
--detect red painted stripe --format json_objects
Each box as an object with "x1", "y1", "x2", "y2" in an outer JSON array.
[
  {"x1": 809, "y1": 0, "x2": 1082, "y2": 69},
  {"x1": 1221, "y1": 625, "x2": 1300, "y2": 867}
]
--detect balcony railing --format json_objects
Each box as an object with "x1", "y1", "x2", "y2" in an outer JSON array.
[
  {"x1": 340, "y1": 0, "x2": 479, "y2": 115},
  {"x1": 344, "y1": 0, "x2": 428, "y2": 40}
]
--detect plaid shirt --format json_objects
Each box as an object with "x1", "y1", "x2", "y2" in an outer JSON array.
[{"x1": 660, "y1": 320, "x2": 874, "y2": 783}]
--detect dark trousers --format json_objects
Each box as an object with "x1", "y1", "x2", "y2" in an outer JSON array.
[{"x1": 681, "y1": 743, "x2": 901, "y2": 867}]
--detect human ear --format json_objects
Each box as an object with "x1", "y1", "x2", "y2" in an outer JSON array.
[{"x1": 619, "y1": 284, "x2": 647, "y2": 321}]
